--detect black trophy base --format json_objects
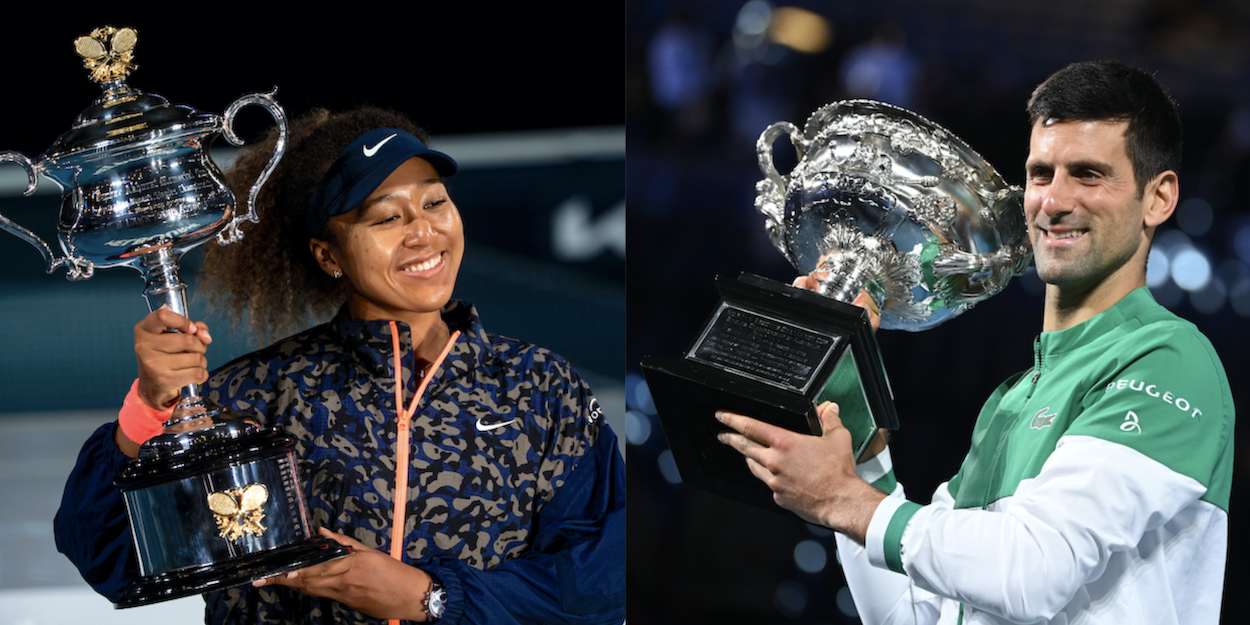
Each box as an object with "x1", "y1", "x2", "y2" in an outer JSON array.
[
  {"x1": 643, "y1": 357, "x2": 824, "y2": 517},
  {"x1": 116, "y1": 535, "x2": 351, "y2": 608},
  {"x1": 641, "y1": 273, "x2": 898, "y2": 519}
]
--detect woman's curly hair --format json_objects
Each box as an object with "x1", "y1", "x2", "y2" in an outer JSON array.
[{"x1": 197, "y1": 106, "x2": 434, "y2": 345}]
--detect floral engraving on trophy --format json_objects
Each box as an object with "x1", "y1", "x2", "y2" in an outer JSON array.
[
  {"x1": 913, "y1": 194, "x2": 957, "y2": 230},
  {"x1": 207, "y1": 484, "x2": 269, "y2": 541},
  {"x1": 840, "y1": 141, "x2": 891, "y2": 178},
  {"x1": 824, "y1": 112, "x2": 978, "y2": 187}
]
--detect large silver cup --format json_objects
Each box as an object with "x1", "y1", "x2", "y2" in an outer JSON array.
[
  {"x1": 0, "y1": 26, "x2": 348, "y2": 606},
  {"x1": 755, "y1": 99, "x2": 1031, "y2": 329},
  {"x1": 642, "y1": 99, "x2": 1029, "y2": 517}
]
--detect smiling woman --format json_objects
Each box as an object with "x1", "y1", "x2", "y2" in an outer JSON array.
[
  {"x1": 311, "y1": 157, "x2": 464, "y2": 345},
  {"x1": 52, "y1": 107, "x2": 626, "y2": 625}
]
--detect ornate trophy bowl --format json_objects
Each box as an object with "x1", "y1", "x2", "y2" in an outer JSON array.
[
  {"x1": 0, "y1": 27, "x2": 349, "y2": 607},
  {"x1": 642, "y1": 99, "x2": 1030, "y2": 518},
  {"x1": 755, "y1": 99, "x2": 1030, "y2": 329}
]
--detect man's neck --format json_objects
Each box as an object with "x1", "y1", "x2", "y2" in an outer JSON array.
[{"x1": 1043, "y1": 273, "x2": 1145, "y2": 332}]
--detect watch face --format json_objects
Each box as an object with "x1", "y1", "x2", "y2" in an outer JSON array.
[{"x1": 429, "y1": 587, "x2": 447, "y2": 619}]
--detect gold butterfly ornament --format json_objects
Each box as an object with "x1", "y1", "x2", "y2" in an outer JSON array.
[
  {"x1": 207, "y1": 484, "x2": 269, "y2": 541},
  {"x1": 73, "y1": 25, "x2": 138, "y2": 84}
]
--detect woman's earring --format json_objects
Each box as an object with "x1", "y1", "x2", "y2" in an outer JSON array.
[{"x1": 332, "y1": 270, "x2": 342, "y2": 279}]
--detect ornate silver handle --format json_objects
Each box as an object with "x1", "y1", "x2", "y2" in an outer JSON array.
[
  {"x1": 756, "y1": 121, "x2": 802, "y2": 192},
  {"x1": 754, "y1": 121, "x2": 804, "y2": 260},
  {"x1": 0, "y1": 152, "x2": 94, "y2": 280},
  {"x1": 217, "y1": 88, "x2": 289, "y2": 245}
]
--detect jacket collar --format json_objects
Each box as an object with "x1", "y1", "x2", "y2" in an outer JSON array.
[
  {"x1": 1038, "y1": 286, "x2": 1158, "y2": 357},
  {"x1": 330, "y1": 299, "x2": 494, "y2": 384}
]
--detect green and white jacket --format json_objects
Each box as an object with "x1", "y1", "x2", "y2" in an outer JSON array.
[{"x1": 836, "y1": 288, "x2": 1234, "y2": 624}]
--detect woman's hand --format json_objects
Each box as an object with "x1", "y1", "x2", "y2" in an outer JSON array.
[
  {"x1": 134, "y1": 306, "x2": 213, "y2": 410},
  {"x1": 253, "y1": 528, "x2": 432, "y2": 621}
]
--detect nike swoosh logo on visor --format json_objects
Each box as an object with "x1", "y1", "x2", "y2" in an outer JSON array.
[
  {"x1": 476, "y1": 418, "x2": 518, "y2": 432},
  {"x1": 363, "y1": 133, "x2": 398, "y2": 158}
]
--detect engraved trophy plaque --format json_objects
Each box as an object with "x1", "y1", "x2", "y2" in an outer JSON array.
[
  {"x1": 0, "y1": 27, "x2": 349, "y2": 606},
  {"x1": 642, "y1": 100, "x2": 1030, "y2": 516}
]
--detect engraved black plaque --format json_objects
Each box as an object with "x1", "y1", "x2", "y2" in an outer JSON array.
[
  {"x1": 690, "y1": 305, "x2": 838, "y2": 392},
  {"x1": 641, "y1": 273, "x2": 898, "y2": 519}
]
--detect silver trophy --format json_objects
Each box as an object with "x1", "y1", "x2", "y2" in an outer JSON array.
[
  {"x1": 642, "y1": 99, "x2": 1029, "y2": 517},
  {"x1": 755, "y1": 99, "x2": 1030, "y2": 330},
  {"x1": 0, "y1": 27, "x2": 348, "y2": 606}
]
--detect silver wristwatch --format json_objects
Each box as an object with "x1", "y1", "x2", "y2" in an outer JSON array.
[{"x1": 424, "y1": 581, "x2": 446, "y2": 622}]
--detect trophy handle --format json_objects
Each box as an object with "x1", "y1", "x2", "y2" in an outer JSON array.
[
  {"x1": 756, "y1": 121, "x2": 802, "y2": 191},
  {"x1": 0, "y1": 152, "x2": 95, "y2": 280},
  {"x1": 217, "y1": 88, "x2": 289, "y2": 245},
  {"x1": 929, "y1": 243, "x2": 1033, "y2": 305}
]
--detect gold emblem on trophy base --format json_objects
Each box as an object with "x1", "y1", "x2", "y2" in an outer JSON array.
[{"x1": 207, "y1": 484, "x2": 269, "y2": 540}]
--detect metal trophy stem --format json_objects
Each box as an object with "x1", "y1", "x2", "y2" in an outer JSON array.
[
  {"x1": 0, "y1": 26, "x2": 349, "y2": 606},
  {"x1": 137, "y1": 246, "x2": 211, "y2": 429},
  {"x1": 814, "y1": 254, "x2": 874, "y2": 303}
]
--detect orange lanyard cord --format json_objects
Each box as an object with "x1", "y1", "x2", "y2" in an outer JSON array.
[{"x1": 387, "y1": 321, "x2": 460, "y2": 565}]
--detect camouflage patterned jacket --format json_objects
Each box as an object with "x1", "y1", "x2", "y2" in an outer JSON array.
[{"x1": 55, "y1": 300, "x2": 626, "y2": 624}]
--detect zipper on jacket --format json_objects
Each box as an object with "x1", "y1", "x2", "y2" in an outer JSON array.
[
  {"x1": 386, "y1": 321, "x2": 460, "y2": 625},
  {"x1": 387, "y1": 322, "x2": 460, "y2": 547},
  {"x1": 1029, "y1": 335, "x2": 1043, "y2": 385}
]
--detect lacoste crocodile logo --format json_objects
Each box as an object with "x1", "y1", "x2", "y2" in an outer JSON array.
[{"x1": 1031, "y1": 407, "x2": 1057, "y2": 430}]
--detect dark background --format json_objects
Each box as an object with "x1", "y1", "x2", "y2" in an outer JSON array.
[
  {"x1": 0, "y1": 10, "x2": 623, "y2": 154},
  {"x1": 627, "y1": 1, "x2": 1250, "y2": 623}
]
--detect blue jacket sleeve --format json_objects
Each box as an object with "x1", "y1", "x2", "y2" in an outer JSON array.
[
  {"x1": 421, "y1": 424, "x2": 626, "y2": 625},
  {"x1": 53, "y1": 421, "x2": 138, "y2": 603}
]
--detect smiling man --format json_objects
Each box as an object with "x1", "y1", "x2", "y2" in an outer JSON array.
[{"x1": 718, "y1": 61, "x2": 1234, "y2": 624}]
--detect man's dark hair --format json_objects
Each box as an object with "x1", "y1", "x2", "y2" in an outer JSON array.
[{"x1": 1026, "y1": 60, "x2": 1182, "y2": 195}]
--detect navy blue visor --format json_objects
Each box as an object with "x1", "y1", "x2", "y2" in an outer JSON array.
[{"x1": 306, "y1": 128, "x2": 457, "y2": 236}]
